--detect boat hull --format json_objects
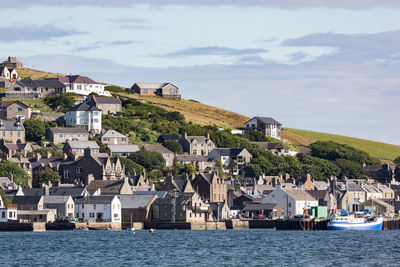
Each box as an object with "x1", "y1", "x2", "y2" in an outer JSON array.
[{"x1": 327, "y1": 218, "x2": 383, "y2": 230}]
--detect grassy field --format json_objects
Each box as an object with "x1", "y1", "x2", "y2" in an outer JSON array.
[
  {"x1": 285, "y1": 128, "x2": 400, "y2": 161},
  {"x1": 1, "y1": 98, "x2": 55, "y2": 113},
  {"x1": 17, "y1": 68, "x2": 64, "y2": 80},
  {"x1": 113, "y1": 92, "x2": 250, "y2": 128}
]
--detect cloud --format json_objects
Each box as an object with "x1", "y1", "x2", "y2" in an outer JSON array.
[
  {"x1": 108, "y1": 17, "x2": 153, "y2": 29},
  {"x1": 162, "y1": 46, "x2": 268, "y2": 57},
  {"x1": 2, "y1": 0, "x2": 400, "y2": 9},
  {"x1": 0, "y1": 25, "x2": 86, "y2": 42},
  {"x1": 70, "y1": 40, "x2": 137, "y2": 52}
]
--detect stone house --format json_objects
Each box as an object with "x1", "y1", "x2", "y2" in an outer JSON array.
[
  {"x1": 7, "y1": 79, "x2": 65, "y2": 99},
  {"x1": 251, "y1": 142, "x2": 290, "y2": 156},
  {"x1": 74, "y1": 195, "x2": 121, "y2": 223},
  {"x1": 180, "y1": 133, "x2": 215, "y2": 156},
  {"x1": 0, "y1": 56, "x2": 23, "y2": 69},
  {"x1": 99, "y1": 130, "x2": 128, "y2": 145},
  {"x1": 54, "y1": 75, "x2": 111, "y2": 96},
  {"x1": 360, "y1": 198, "x2": 395, "y2": 216},
  {"x1": 306, "y1": 190, "x2": 337, "y2": 210},
  {"x1": 0, "y1": 101, "x2": 31, "y2": 120},
  {"x1": 191, "y1": 173, "x2": 226, "y2": 204},
  {"x1": 43, "y1": 195, "x2": 75, "y2": 218},
  {"x1": 364, "y1": 164, "x2": 396, "y2": 183},
  {"x1": 335, "y1": 181, "x2": 366, "y2": 213},
  {"x1": 244, "y1": 117, "x2": 282, "y2": 139},
  {"x1": 163, "y1": 174, "x2": 195, "y2": 193},
  {"x1": 150, "y1": 192, "x2": 210, "y2": 223},
  {"x1": 142, "y1": 144, "x2": 174, "y2": 167},
  {"x1": 131, "y1": 82, "x2": 181, "y2": 98},
  {"x1": 0, "y1": 120, "x2": 25, "y2": 143},
  {"x1": 175, "y1": 155, "x2": 215, "y2": 172},
  {"x1": 65, "y1": 103, "x2": 102, "y2": 134},
  {"x1": 10, "y1": 195, "x2": 44, "y2": 210},
  {"x1": 60, "y1": 147, "x2": 125, "y2": 185},
  {"x1": 0, "y1": 140, "x2": 33, "y2": 158},
  {"x1": 107, "y1": 144, "x2": 139, "y2": 157},
  {"x1": 86, "y1": 95, "x2": 122, "y2": 114},
  {"x1": 119, "y1": 194, "x2": 158, "y2": 228},
  {"x1": 207, "y1": 148, "x2": 252, "y2": 175},
  {"x1": 46, "y1": 127, "x2": 89, "y2": 145},
  {"x1": 62, "y1": 140, "x2": 100, "y2": 158}
]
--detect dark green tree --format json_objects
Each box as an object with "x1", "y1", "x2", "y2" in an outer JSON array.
[
  {"x1": 119, "y1": 157, "x2": 144, "y2": 175},
  {"x1": 0, "y1": 161, "x2": 30, "y2": 188},
  {"x1": 128, "y1": 150, "x2": 165, "y2": 171},
  {"x1": 38, "y1": 167, "x2": 61, "y2": 186},
  {"x1": 162, "y1": 141, "x2": 183, "y2": 154},
  {"x1": 334, "y1": 159, "x2": 365, "y2": 179},
  {"x1": 24, "y1": 119, "x2": 46, "y2": 142},
  {"x1": 148, "y1": 169, "x2": 163, "y2": 181},
  {"x1": 244, "y1": 163, "x2": 262, "y2": 177},
  {"x1": 44, "y1": 93, "x2": 76, "y2": 112}
]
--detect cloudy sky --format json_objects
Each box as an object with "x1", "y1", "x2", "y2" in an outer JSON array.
[{"x1": 1, "y1": 0, "x2": 400, "y2": 144}]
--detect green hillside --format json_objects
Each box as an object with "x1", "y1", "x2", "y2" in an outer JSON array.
[{"x1": 285, "y1": 128, "x2": 400, "y2": 161}]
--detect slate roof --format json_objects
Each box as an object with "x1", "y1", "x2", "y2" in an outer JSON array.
[
  {"x1": 86, "y1": 180, "x2": 130, "y2": 195},
  {"x1": 49, "y1": 127, "x2": 88, "y2": 134},
  {"x1": 36, "y1": 79, "x2": 66, "y2": 88},
  {"x1": 101, "y1": 130, "x2": 126, "y2": 138},
  {"x1": 108, "y1": 144, "x2": 139, "y2": 153},
  {"x1": 3, "y1": 143, "x2": 29, "y2": 151},
  {"x1": 282, "y1": 188, "x2": 317, "y2": 201},
  {"x1": 90, "y1": 96, "x2": 121, "y2": 104},
  {"x1": 67, "y1": 103, "x2": 102, "y2": 112},
  {"x1": 247, "y1": 117, "x2": 281, "y2": 125},
  {"x1": 10, "y1": 195, "x2": 42, "y2": 205},
  {"x1": 118, "y1": 194, "x2": 156, "y2": 209},
  {"x1": 132, "y1": 191, "x2": 167, "y2": 198},
  {"x1": 209, "y1": 148, "x2": 247, "y2": 157},
  {"x1": 153, "y1": 193, "x2": 193, "y2": 205},
  {"x1": 143, "y1": 144, "x2": 172, "y2": 154},
  {"x1": 65, "y1": 140, "x2": 99, "y2": 149},
  {"x1": 251, "y1": 142, "x2": 287, "y2": 150},
  {"x1": 43, "y1": 195, "x2": 71, "y2": 204},
  {"x1": 306, "y1": 190, "x2": 328, "y2": 200},
  {"x1": 175, "y1": 155, "x2": 208, "y2": 162},
  {"x1": 197, "y1": 173, "x2": 219, "y2": 184},
  {"x1": 17, "y1": 79, "x2": 41, "y2": 88},
  {"x1": 158, "y1": 134, "x2": 180, "y2": 143},
  {"x1": 0, "y1": 120, "x2": 24, "y2": 131},
  {"x1": 74, "y1": 195, "x2": 117, "y2": 204},
  {"x1": 23, "y1": 186, "x2": 87, "y2": 196},
  {"x1": 134, "y1": 82, "x2": 171, "y2": 89},
  {"x1": 60, "y1": 75, "x2": 98, "y2": 84}
]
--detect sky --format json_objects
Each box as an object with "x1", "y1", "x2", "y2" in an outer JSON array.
[{"x1": 1, "y1": 0, "x2": 400, "y2": 144}]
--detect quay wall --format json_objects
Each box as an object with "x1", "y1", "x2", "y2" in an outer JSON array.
[{"x1": 0, "y1": 222, "x2": 46, "y2": 232}]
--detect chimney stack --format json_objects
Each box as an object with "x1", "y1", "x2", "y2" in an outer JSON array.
[
  {"x1": 36, "y1": 152, "x2": 41, "y2": 162},
  {"x1": 47, "y1": 151, "x2": 52, "y2": 158}
]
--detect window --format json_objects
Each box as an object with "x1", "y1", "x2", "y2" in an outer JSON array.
[
  {"x1": 76, "y1": 167, "x2": 81, "y2": 174},
  {"x1": 1, "y1": 211, "x2": 5, "y2": 218},
  {"x1": 288, "y1": 203, "x2": 291, "y2": 208},
  {"x1": 103, "y1": 137, "x2": 109, "y2": 142},
  {"x1": 77, "y1": 84, "x2": 82, "y2": 90},
  {"x1": 63, "y1": 171, "x2": 70, "y2": 179},
  {"x1": 94, "y1": 204, "x2": 96, "y2": 210},
  {"x1": 94, "y1": 119, "x2": 98, "y2": 123},
  {"x1": 94, "y1": 111, "x2": 98, "y2": 116},
  {"x1": 58, "y1": 134, "x2": 65, "y2": 138},
  {"x1": 121, "y1": 138, "x2": 126, "y2": 142},
  {"x1": 17, "y1": 108, "x2": 23, "y2": 112}
]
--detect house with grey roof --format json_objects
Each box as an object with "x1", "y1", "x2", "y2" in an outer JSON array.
[
  {"x1": 245, "y1": 117, "x2": 282, "y2": 139},
  {"x1": 0, "y1": 176, "x2": 18, "y2": 190},
  {"x1": 99, "y1": 129, "x2": 128, "y2": 145},
  {"x1": 86, "y1": 95, "x2": 122, "y2": 114},
  {"x1": 6, "y1": 78, "x2": 65, "y2": 98},
  {"x1": 130, "y1": 82, "x2": 180, "y2": 98},
  {"x1": 175, "y1": 154, "x2": 215, "y2": 172},
  {"x1": 46, "y1": 127, "x2": 88, "y2": 144},
  {"x1": 0, "y1": 119, "x2": 25, "y2": 143},
  {"x1": 0, "y1": 139, "x2": 33, "y2": 158},
  {"x1": 74, "y1": 195, "x2": 121, "y2": 223},
  {"x1": 62, "y1": 140, "x2": 100, "y2": 158},
  {"x1": 118, "y1": 194, "x2": 158, "y2": 227},
  {"x1": 143, "y1": 144, "x2": 174, "y2": 167},
  {"x1": 53, "y1": 75, "x2": 110, "y2": 96},
  {"x1": 43, "y1": 195, "x2": 75, "y2": 218},
  {"x1": 86, "y1": 178, "x2": 132, "y2": 195},
  {"x1": 107, "y1": 144, "x2": 139, "y2": 157},
  {"x1": 208, "y1": 148, "x2": 252, "y2": 175},
  {"x1": 65, "y1": 103, "x2": 102, "y2": 134},
  {"x1": 179, "y1": 133, "x2": 215, "y2": 156}
]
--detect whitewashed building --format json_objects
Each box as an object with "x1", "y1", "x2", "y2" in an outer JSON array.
[
  {"x1": 65, "y1": 103, "x2": 102, "y2": 134},
  {"x1": 43, "y1": 196, "x2": 75, "y2": 218},
  {"x1": 0, "y1": 196, "x2": 17, "y2": 222},
  {"x1": 58, "y1": 75, "x2": 110, "y2": 96},
  {"x1": 244, "y1": 117, "x2": 282, "y2": 139},
  {"x1": 74, "y1": 195, "x2": 121, "y2": 223},
  {"x1": 262, "y1": 186, "x2": 318, "y2": 216}
]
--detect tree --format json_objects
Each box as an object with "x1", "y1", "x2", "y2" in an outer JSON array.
[
  {"x1": 38, "y1": 167, "x2": 61, "y2": 186},
  {"x1": 128, "y1": 150, "x2": 165, "y2": 171},
  {"x1": 244, "y1": 163, "x2": 262, "y2": 177},
  {"x1": 44, "y1": 93, "x2": 76, "y2": 112},
  {"x1": 148, "y1": 169, "x2": 163, "y2": 181},
  {"x1": 394, "y1": 156, "x2": 400, "y2": 166},
  {"x1": 0, "y1": 161, "x2": 30, "y2": 188},
  {"x1": 334, "y1": 159, "x2": 365, "y2": 179},
  {"x1": 24, "y1": 119, "x2": 46, "y2": 142},
  {"x1": 119, "y1": 157, "x2": 144, "y2": 175},
  {"x1": 162, "y1": 141, "x2": 183, "y2": 154},
  {"x1": 0, "y1": 189, "x2": 9, "y2": 205}
]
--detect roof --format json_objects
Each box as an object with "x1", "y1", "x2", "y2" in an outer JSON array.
[
  {"x1": 313, "y1": 181, "x2": 329, "y2": 190},
  {"x1": 59, "y1": 75, "x2": 98, "y2": 84},
  {"x1": 183, "y1": 135, "x2": 212, "y2": 144},
  {"x1": 89, "y1": 96, "x2": 121, "y2": 104},
  {"x1": 17, "y1": 79, "x2": 41, "y2": 88},
  {"x1": 196, "y1": 173, "x2": 219, "y2": 184},
  {"x1": 378, "y1": 184, "x2": 394, "y2": 193},
  {"x1": 49, "y1": 127, "x2": 88, "y2": 134},
  {"x1": 10, "y1": 195, "x2": 42, "y2": 205},
  {"x1": 306, "y1": 190, "x2": 328, "y2": 200},
  {"x1": 143, "y1": 144, "x2": 172, "y2": 154},
  {"x1": 251, "y1": 142, "x2": 287, "y2": 150},
  {"x1": 0, "y1": 120, "x2": 24, "y2": 131},
  {"x1": 175, "y1": 155, "x2": 208, "y2": 162},
  {"x1": 118, "y1": 194, "x2": 155, "y2": 209},
  {"x1": 247, "y1": 117, "x2": 282, "y2": 125},
  {"x1": 36, "y1": 79, "x2": 66, "y2": 88},
  {"x1": 74, "y1": 195, "x2": 117, "y2": 204},
  {"x1": 282, "y1": 188, "x2": 317, "y2": 201},
  {"x1": 132, "y1": 191, "x2": 167, "y2": 198},
  {"x1": 3, "y1": 143, "x2": 29, "y2": 151},
  {"x1": 108, "y1": 144, "x2": 139, "y2": 153},
  {"x1": 101, "y1": 130, "x2": 127, "y2": 138},
  {"x1": 134, "y1": 82, "x2": 172, "y2": 89},
  {"x1": 67, "y1": 103, "x2": 102, "y2": 112},
  {"x1": 209, "y1": 148, "x2": 248, "y2": 157},
  {"x1": 153, "y1": 193, "x2": 193, "y2": 205},
  {"x1": 65, "y1": 140, "x2": 99, "y2": 149},
  {"x1": 49, "y1": 186, "x2": 87, "y2": 196},
  {"x1": 86, "y1": 180, "x2": 129, "y2": 195},
  {"x1": 0, "y1": 100, "x2": 29, "y2": 108},
  {"x1": 43, "y1": 195, "x2": 72, "y2": 204}
]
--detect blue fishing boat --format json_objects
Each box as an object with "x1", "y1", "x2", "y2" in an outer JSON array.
[{"x1": 327, "y1": 211, "x2": 383, "y2": 230}]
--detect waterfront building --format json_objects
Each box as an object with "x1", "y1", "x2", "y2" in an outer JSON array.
[
  {"x1": 74, "y1": 195, "x2": 121, "y2": 223},
  {"x1": 43, "y1": 195, "x2": 75, "y2": 218}
]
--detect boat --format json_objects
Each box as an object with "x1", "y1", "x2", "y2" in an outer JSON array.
[
  {"x1": 76, "y1": 226, "x2": 89, "y2": 231},
  {"x1": 327, "y1": 210, "x2": 383, "y2": 230}
]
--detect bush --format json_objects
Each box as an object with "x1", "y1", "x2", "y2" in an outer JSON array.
[
  {"x1": 0, "y1": 161, "x2": 30, "y2": 188},
  {"x1": 162, "y1": 141, "x2": 182, "y2": 154},
  {"x1": 119, "y1": 157, "x2": 144, "y2": 175},
  {"x1": 38, "y1": 167, "x2": 61, "y2": 186},
  {"x1": 24, "y1": 119, "x2": 47, "y2": 142},
  {"x1": 128, "y1": 150, "x2": 165, "y2": 171},
  {"x1": 148, "y1": 169, "x2": 163, "y2": 181},
  {"x1": 44, "y1": 93, "x2": 76, "y2": 112}
]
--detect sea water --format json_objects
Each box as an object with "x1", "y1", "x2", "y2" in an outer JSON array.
[{"x1": 1, "y1": 229, "x2": 400, "y2": 266}]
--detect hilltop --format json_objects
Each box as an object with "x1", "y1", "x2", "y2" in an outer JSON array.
[{"x1": 8, "y1": 68, "x2": 400, "y2": 161}]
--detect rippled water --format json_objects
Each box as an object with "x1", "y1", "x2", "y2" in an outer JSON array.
[{"x1": 1, "y1": 229, "x2": 400, "y2": 266}]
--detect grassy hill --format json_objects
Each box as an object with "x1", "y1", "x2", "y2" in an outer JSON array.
[{"x1": 10, "y1": 68, "x2": 400, "y2": 161}]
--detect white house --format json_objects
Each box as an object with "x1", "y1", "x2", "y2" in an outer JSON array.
[
  {"x1": 43, "y1": 196, "x2": 75, "y2": 218},
  {"x1": 65, "y1": 103, "x2": 102, "y2": 134},
  {"x1": 58, "y1": 75, "x2": 110, "y2": 96},
  {"x1": 262, "y1": 186, "x2": 318, "y2": 216},
  {"x1": 0, "y1": 196, "x2": 18, "y2": 222},
  {"x1": 74, "y1": 195, "x2": 121, "y2": 223},
  {"x1": 244, "y1": 117, "x2": 282, "y2": 139}
]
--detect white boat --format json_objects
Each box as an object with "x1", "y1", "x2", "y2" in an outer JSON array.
[{"x1": 327, "y1": 211, "x2": 383, "y2": 230}]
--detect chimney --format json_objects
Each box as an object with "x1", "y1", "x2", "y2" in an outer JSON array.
[
  {"x1": 205, "y1": 133, "x2": 210, "y2": 139},
  {"x1": 36, "y1": 152, "x2": 41, "y2": 162},
  {"x1": 84, "y1": 147, "x2": 92, "y2": 158},
  {"x1": 47, "y1": 151, "x2": 52, "y2": 158},
  {"x1": 63, "y1": 153, "x2": 68, "y2": 160}
]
